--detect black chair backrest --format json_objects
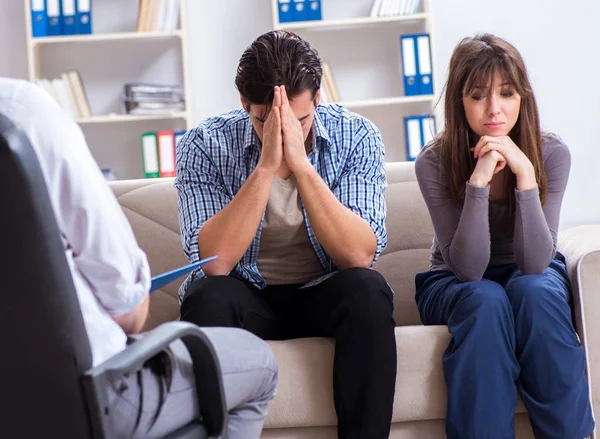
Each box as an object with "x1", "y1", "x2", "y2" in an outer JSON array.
[{"x1": 0, "y1": 114, "x2": 94, "y2": 438}]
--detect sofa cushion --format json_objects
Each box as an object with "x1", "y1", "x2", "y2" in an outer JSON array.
[
  {"x1": 383, "y1": 179, "x2": 434, "y2": 254},
  {"x1": 265, "y1": 325, "x2": 527, "y2": 429},
  {"x1": 260, "y1": 416, "x2": 535, "y2": 438},
  {"x1": 375, "y1": 166, "x2": 435, "y2": 325},
  {"x1": 375, "y1": 249, "x2": 430, "y2": 326}
]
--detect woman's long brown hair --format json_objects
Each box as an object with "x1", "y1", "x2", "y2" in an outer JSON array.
[{"x1": 435, "y1": 33, "x2": 547, "y2": 211}]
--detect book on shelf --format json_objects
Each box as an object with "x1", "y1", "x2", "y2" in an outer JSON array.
[
  {"x1": 370, "y1": 0, "x2": 421, "y2": 17},
  {"x1": 136, "y1": 0, "x2": 181, "y2": 32},
  {"x1": 321, "y1": 62, "x2": 341, "y2": 103},
  {"x1": 35, "y1": 71, "x2": 92, "y2": 119},
  {"x1": 122, "y1": 83, "x2": 185, "y2": 115}
]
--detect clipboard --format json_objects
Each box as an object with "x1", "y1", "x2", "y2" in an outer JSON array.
[{"x1": 150, "y1": 256, "x2": 217, "y2": 293}]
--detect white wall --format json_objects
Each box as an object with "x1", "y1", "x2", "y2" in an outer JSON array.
[
  {"x1": 185, "y1": 0, "x2": 273, "y2": 122},
  {"x1": 0, "y1": 1, "x2": 29, "y2": 79},
  {"x1": 1, "y1": 0, "x2": 599, "y2": 228}
]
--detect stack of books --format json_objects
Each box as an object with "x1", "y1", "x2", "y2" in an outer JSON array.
[
  {"x1": 319, "y1": 62, "x2": 340, "y2": 104},
  {"x1": 370, "y1": 0, "x2": 422, "y2": 17},
  {"x1": 136, "y1": 0, "x2": 181, "y2": 32},
  {"x1": 122, "y1": 83, "x2": 185, "y2": 115},
  {"x1": 35, "y1": 71, "x2": 92, "y2": 119}
]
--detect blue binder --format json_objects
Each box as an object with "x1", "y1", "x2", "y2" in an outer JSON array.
[
  {"x1": 278, "y1": 0, "x2": 293, "y2": 23},
  {"x1": 292, "y1": 0, "x2": 308, "y2": 22},
  {"x1": 61, "y1": 0, "x2": 77, "y2": 35},
  {"x1": 174, "y1": 131, "x2": 186, "y2": 150},
  {"x1": 404, "y1": 114, "x2": 437, "y2": 160},
  {"x1": 420, "y1": 114, "x2": 437, "y2": 148},
  {"x1": 307, "y1": 0, "x2": 322, "y2": 21},
  {"x1": 404, "y1": 115, "x2": 423, "y2": 161},
  {"x1": 30, "y1": 0, "x2": 47, "y2": 37},
  {"x1": 150, "y1": 256, "x2": 218, "y2": 293},
  {"x1": 46, "y1": 0, "x2": 61, "y2": 36},
  {"x1": 416, "y1": 33, "x2": 434, "y2": 95},
  {"x1": 76, "y1": 0, "x2": 92, "y2": 34},
  {"x1": 400, "y1": 35, "x2": 419, "y2": 96}
]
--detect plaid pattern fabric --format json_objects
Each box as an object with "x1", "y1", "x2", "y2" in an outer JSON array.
[{"x1": 175, "y1": 104, "x2": 387, "y2": 300}]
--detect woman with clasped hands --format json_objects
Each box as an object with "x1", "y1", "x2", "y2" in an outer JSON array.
[{"x1": 413, "y1": 34, "x2": 594, "y2": 439}]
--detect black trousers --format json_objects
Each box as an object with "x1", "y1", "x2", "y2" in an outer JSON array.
[{"x1": 181, "y1": 267, "x2": 397, "y2": 439}]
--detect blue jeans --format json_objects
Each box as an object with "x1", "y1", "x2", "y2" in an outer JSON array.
[{"x1": 415, "y1": 253, "x2": 594, "y2": 439}]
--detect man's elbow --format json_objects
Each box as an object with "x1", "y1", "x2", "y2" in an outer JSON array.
[
  {"x1": 339, "y1": 251, "x2": 375, "y2": 270},
  {"x1": 112, "y1": 295, "x2": 150, "y2": 334},
  {"x1": 202, "y1": 259, "x2": 234, "y2": 277}
]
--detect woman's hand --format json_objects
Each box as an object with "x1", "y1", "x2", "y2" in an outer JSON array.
[
  {"x1": 469, "y1": 150, "x2": 507, "y2": 187},
  {"x1": 472, "y1": 136, "x2": 537, "y2": 190}
]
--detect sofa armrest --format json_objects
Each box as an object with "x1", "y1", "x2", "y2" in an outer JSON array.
[
  {"x1": 558, "y1": 225, "x2": 600, "y2": 429},
  {"x1": 82, "y1": 321, "x2": 227, "y2": 439}
]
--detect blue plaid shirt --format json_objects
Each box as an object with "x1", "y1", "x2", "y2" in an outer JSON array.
[{"x1": 175, "y1": 104, "x2": 387, "y2": 300}]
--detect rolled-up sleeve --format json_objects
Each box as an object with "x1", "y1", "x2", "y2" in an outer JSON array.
[{"x1": 333, "y1": 129, "x2": 387, "y2": 264}]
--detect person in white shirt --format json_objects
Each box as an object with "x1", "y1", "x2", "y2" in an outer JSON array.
[{"x1": 0, "y1": 77, "x2": 278, "y2": 439}]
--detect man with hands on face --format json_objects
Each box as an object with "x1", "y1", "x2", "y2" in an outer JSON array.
[
  {"x1": 175, "y1": 30, "x2": 396, "y2": 439},
  {"x1": 414, "y1": 34, "x2": 593, "y2": 439}
]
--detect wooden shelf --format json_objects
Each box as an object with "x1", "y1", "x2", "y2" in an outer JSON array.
[
  {"x1": 30, "y1": 30, "x2": 182, "y2": 46},
  {"x1": 76, "y1": 112, "x2": 189, "y2": 124},
  {"x1": 334, "y1": 95, "x2": 436, "y2": 109},
  {"x1": 276, "y1": 13, "x2": 429, "y2": 31}
]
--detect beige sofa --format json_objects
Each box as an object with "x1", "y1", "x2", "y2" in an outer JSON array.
[{"x1": 109, "y1": 161, "x2": 599, "y2": 439}]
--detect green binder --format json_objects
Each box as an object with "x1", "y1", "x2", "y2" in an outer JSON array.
[{"x1": 141, "y1": 132, "x2": 160, "y2": 178}]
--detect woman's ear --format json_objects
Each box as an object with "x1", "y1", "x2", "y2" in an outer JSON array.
[{"x1": 315, "y1": 89, "x2": 321, "y2": 107}]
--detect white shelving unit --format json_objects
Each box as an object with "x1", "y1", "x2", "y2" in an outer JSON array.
[
  {"x1": 28, "y1": 30, "x2": 183, "y2": 45},
  {"x1": 277, "y1": 12, "x2": 429, "y2": 31},
  {"x1": 271, "y1": 0, "x2": 439, "y2": 162},
  {"x1": 75, "y1": 111, "x2": 189, "y2": 125},
  {"x1": 23, "y1": 0, "x2": 192, "y2": 179},
  {"x1": 339, "y1": 94, "x2": 435, "y2": 109}
]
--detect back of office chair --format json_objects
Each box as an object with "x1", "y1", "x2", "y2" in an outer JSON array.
[{"x1": 0, "y1": 114, "x2": 94, "y2": 438}]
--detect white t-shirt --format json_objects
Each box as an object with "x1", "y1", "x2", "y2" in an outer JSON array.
[{"x1": 0, "y1": 78, "x2": 150, "y2": 366}]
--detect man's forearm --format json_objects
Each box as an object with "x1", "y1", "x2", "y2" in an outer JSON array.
[
  {"x1": 295, "y1": 167, "x2": 377, "y2": 268},
  {"x1": 199, "y1": 166, "x2": 274, "y2": 275},
  {"x1": 113, "y1": 295, "x2": 150, "y2": 334}
]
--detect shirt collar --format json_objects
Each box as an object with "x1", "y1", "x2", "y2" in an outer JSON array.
[
  {"x1": 243, "y1": 115, "x2": 260, "y2": 150},
  {"x1": 313, "y1": 107, "x2": 331, "y2": 149}
]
